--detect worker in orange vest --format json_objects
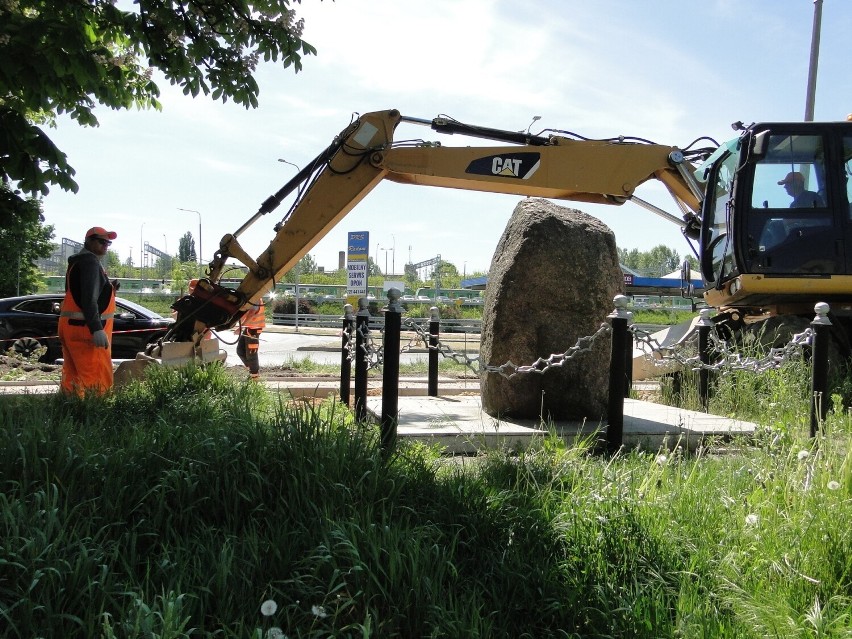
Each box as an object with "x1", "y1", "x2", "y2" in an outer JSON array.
[
  {"x1": 58, "y1": 226, "x2": 118, "y2": 396},
  {"x1": 235, "y1": 297, "x2": 266, "y2": 380}
]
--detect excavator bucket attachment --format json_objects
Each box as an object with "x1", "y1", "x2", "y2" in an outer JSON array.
[{"x1": 113, "y1": 337, "x2": 227, "y2": 388}]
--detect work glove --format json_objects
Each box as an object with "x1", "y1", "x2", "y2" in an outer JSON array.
[{"x1": 92, "y1": 329, "x2": 110, "y2": 349}]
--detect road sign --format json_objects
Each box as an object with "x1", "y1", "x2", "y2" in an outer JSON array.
[{"x1": 347, "y1": 231, "x2": 369, "y2": 297}]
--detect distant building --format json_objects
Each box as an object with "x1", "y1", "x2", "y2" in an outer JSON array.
[{"x1": 36, "y1": 238, "x2": 83, "y2": 274}]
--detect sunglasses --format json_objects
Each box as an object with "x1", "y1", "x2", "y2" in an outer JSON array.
[{"x1": 92, "y1": 237, "x2": 112, "y2": 246}]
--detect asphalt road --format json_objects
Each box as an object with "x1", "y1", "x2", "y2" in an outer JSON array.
[{"x1": 212, "y1": 329, "x2": 441, "y2": 367}]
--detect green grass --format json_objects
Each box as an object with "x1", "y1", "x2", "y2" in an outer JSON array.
[
  {"x1": 2, "y1": 363, "x2": 852, "y2": 637},
  {"x1": 630, "y1": 307, "x2": 697, "y2": 325}
]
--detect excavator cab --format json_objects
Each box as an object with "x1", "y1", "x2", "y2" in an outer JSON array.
[{"x1": 699, "y1": 121, "x2": 852, "y2": 314}]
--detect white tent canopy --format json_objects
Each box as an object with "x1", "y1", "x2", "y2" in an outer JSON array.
[{"x1": 662, "y1": 269, "x2": 701, "y2": 280}]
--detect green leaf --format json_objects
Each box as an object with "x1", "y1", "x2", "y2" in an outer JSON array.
[{"x1": 1, "y1": 0, "x2": 318, "y2": 216}]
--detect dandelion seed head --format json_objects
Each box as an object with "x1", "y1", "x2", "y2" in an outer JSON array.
[
  {"x1": 655, "y1": 454, "x2": 667, "y2": 465},
  {"x1": 267, "y1": 628, "x2": 286, "y2": 639},
  {"x1": 745, "y1": 513, "x2": 759, "y2": 527},
  {"x1": 311, "y1": 604, "x2": 328, "y2": 619},
  {"x1": 828, "y1": 481, "x2": 841, "y2": 491},
  {"x1": 260, "y1": 599, "x2": 278, "y2": 617},
  {"x1": 797, "y1": 449, "x2": 810, "y2": 460}
]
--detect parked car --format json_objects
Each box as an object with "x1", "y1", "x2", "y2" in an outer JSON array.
[{"x1": 0, "y1": 294, "x2": 175, "y2": 363}]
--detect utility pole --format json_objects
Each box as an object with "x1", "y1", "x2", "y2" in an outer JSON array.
[{"x1": 804, "y1": 0, "x2": 823, "y2": 121}]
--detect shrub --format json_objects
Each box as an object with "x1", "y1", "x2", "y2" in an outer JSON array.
[{"x1": 273, "y1": 297, "x2": 316, "y2": 315}]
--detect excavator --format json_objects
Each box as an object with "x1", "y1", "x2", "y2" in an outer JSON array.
[{"x1": 155, "y1": 109, "x2": 852, "y2": 364}]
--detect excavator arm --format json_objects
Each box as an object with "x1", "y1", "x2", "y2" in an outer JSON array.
[{"x1": 166, "y1": 109, "x2": 708, "y2": 344}]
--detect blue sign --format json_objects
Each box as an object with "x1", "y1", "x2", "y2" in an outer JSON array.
[{"x1": 348, "y1": 231, "x2": 369, "y2": 261}]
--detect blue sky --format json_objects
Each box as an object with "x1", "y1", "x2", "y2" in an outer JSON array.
[{"x1": 41, "y1": 0, "x2": 852, "y2": 276}]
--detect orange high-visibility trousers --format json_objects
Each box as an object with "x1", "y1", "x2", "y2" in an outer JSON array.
[
  {"x1": 59, "y1": 317, "x2": 114, "y2": 396},
  {"x1": 59, "y1": 311, "x2": 115, "y2": 396}
]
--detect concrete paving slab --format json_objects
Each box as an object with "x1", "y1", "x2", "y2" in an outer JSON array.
[
  {"x1": 367, "y1": 395, "x2": 550, "y2": 455},
  {"x1": 0, "y1": 382, "x2": 59, "y2": 394},
  {"x1": 365, "y1": 394, "x2": 758, "y2": 454}
]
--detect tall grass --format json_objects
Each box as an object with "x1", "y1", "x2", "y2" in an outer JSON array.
[{"x1": 1, "y1": 364, "x2": 851, "y2": 637}]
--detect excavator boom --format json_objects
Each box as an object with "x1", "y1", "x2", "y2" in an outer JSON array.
[
  {"x1": 164, "y1": 108, "x2": 852, "y2": 354},
  {"x1": 171, "y1": 108, "x2": 702, "y2": 340}
]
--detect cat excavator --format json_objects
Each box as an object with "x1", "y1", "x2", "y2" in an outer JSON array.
[{"x1": 155, "y1": 108, "x2": 852, "y2": 363}]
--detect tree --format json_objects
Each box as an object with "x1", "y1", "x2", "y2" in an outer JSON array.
[
  {"x1": 297, "y1": 253, "x2": 317, "y2": 275},
  {"x1": 178, "y1": 232, "x2": 196, "y2": 263},
  {"x1": 367, "y1": 256, "x2": 381, "y2": 278},
  {"x1": 403, "y1": 263, "x2": 418, "y2": 289},
  {"x1": 435, "y1": 260, "x2": 459, "y2": 287},
  {"x1": 618, "y1": 244, "x2": 683, "y2": 276},
  {"x1": 281, "y1": 253, "x2": 317, "y2": 282},
  {"x1": 104, "y1": 249, "x2": 121, "y2": 273},
  {"x1": 171, "y1": 259, "x2": 197, "y2": 295},
  {"x1": 644, "y1": 245, "x2": 681, "y2": 275},
  {"x1": 156, "y1": 255, "x2": 173, "y2": 279},
  {"x1": 0, "y1": 0, "x2": 316, "y2": 214},
  {"x1": 0, "y1": 182, "x2": 55, "y2": 296}
]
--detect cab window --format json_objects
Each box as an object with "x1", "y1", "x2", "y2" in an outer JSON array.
[{"x1": 750, "y1": 134, "x2": 827, "y2": 209}]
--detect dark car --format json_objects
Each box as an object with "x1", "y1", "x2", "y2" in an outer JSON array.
[{"x1": 0, "y1": 294, "x2": 175, "y2": 363}]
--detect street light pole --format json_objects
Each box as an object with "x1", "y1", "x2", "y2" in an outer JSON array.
[
  {"x1": 177, "y1": 208, "x2": 202, "y2": 277},
  {"x1": 140, "y1": 222, "x2": 145, "y2": 289},
  {"x1": 277, "y1": 158, "x2": 299, "y2": 171},
  {"x1": 804, "y1": 0, "x2": 823, "y2": 121}
]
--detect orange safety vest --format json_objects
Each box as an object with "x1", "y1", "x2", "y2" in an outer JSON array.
[
  {"x1": 58, "y1": 262, "x2": 116, "y2": 396},
  {"x1": 237, "y1": 300, "x2": 266, "y2": 333}
]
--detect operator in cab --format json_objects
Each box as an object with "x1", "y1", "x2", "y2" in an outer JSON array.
[{"x1": 778, "y1": 171, "x2": 824, "y2": 208}]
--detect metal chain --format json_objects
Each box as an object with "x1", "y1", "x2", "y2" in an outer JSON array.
[
  {"x1": 630, "y1": 325, "x2": 813, "y2": 373},
  {"x1": 342, "y1": 324, "x2": 355, "y2": 363},
  {"x1": 340, "y1": 312, "x2": 813, "y2": 382},
  {"x1": 401, "y1": 318, "x2": 612, "y2": 378},
  {"x1": 354, "y1": 321, "x2": 383, "y2": 370},
  {"x1": 481, "y1": 323, "x2": 612, "y2": 378},
  {"x1": 401, "y1": 318, "x2": 482, "y2": 373},
  {"x1": 399, "y1": 319, "x2": 431, "y2": 353}
]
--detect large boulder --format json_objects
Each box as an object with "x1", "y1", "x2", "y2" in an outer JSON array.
[{"x1": 480, "y1": 198, "x2": 623, "y2": 421}]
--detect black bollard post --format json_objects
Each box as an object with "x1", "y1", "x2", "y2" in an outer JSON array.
[
  {"x1": 354, "y1": 298, "x2": 370, "y2": 423},
  {"x1": 428, "y1": 306, "x2": 440, "y2": 397},
  {"x1": 340, "y1": 303, "x2": 354, "y2": 407},
  {"x1": 381, "y1": 289, "x2": 403, "y2": 455},
  {"x1": 607, "y1": 295, "x2": 630, "y2": 453},
  {"x1": 697, "y1": 308, "x2": 713, "y2": 411},
  {"x1": 623, "y1": 310, "x2": 634, "y2": 398},
  {"x1": 810, "y1": 302, "x2": 831, "y2": 438}
]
